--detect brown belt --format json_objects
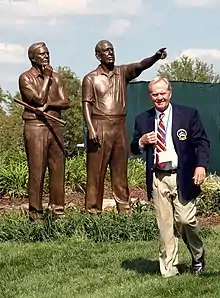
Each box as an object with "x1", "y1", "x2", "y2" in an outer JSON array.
[{"x1": 92, "y1": 114, "x2": 126, "y2": 120}]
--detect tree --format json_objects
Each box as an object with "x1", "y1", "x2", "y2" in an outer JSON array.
[
  {"x1": 0, "y1": 91, "x2": 24, "y2": 153},
  {"x1": 0, "y1": 87, "x2": 10, "y2": 115},
  {"x1": 57, "y1": 66, "x2": 84, "y2": 156},
  {"x1": 157, "y1": 55, "x2": 220, "y2": 83}
]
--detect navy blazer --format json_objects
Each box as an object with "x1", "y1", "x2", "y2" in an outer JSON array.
[{"x1": 130, "y1": 104, "x2": 210, "y2": 201}]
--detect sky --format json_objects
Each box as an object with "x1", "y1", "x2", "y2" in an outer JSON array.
[{"x1": 0, "y1": 0, "x2": 220, "y2": 94}]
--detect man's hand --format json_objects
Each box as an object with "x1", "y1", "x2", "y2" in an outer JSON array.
[
  {"x1": 193, "y1": 167, "x2": 206, "y2": 185},
  {"x1": 89, "y1": 128, "x2": 100, "y2": 145},
  {"x1": 139, "y1": 131, "x2": 157, "y2": 147},
  {"x1": 35, "y1": 103, "x2": 48, "y2": 116},
  {"x1": 155, "y1": 47, "x2": 167, "y2": 60},
  {"x1": 43, "y1": 65, "x2": 53, "y2": 77}
]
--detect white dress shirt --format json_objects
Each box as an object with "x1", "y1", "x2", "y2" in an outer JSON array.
[
  {"x1": 155, "y1": 104, "x2": 178, "y2": 170},
  {"x1": 139, "y1": 104, "x2": 178, "y2": 170}
]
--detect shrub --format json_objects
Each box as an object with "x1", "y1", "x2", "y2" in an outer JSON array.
[
  {"x1": 127, "y1": 157, "x2": 146, "y2": 188},
  {"x1": 0, "y1": 150, "x2": 28, "y2": 197},
  {"x1": 197, "y1": 174, "x2": 220, "y2": 215},
  {"x1": 65, "y1": 154, "x2": 87, "y2": 193},
  {"x1": 0, "y1": 150, "x2": 147, "y2": 197}
]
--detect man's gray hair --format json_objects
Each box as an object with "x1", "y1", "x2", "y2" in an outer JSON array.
[{"x1": 148, "y1": 76, "x2": 172, "y2": 92}]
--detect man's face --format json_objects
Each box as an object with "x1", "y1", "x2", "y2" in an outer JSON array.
[
  {"x1": 96, "y1": 41, "x2": 115, "y2": 65},
  {"x1": 149, "y1": 80, "x2": 171, "y2": 112},
  {"x1": 33, "y1": 46, "x2": 50, "y2": 68}
]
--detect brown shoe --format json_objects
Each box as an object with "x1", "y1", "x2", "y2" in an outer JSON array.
[
  {"x1": 114, "y1": 194, "x2": 131, "y2": 214},
  {"x1": 48, "y1": 204, "x2": 65, "y2": 220},
  {"x1": 86, "y1": 208, "x2": 102, "y2": 215},
  {"x1": 29, "y1": 211, "x2": 44, "y2": 223},
  {"x1": 116, "y1": 202, "x2": 131, "y2": 214}
]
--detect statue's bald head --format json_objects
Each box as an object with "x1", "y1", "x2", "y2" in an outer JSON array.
[
  {"x1": 95, "y1": 40, "x2": 113, "y2": 55},
  {"x1": 94, "y1": 40, "x2": 115, "y2": 66}
]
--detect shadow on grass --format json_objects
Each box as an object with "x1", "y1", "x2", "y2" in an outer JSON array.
[
  {"x1": 122, "y1": 258, "x2": 220, "y2": 278},
  {"x1": 121, "y1": 258, "x2": 160, "y2": 275},
  {"x1": 196, "y1": 271, "x2": 220, "y2": 277},
  {"x1": 121, "y1": 258, "x2": 190, "y2": 275}
]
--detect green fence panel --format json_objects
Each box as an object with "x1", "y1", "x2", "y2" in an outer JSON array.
[{"x1": 126, "y1": 81, "x2": 220, "y2": 174}]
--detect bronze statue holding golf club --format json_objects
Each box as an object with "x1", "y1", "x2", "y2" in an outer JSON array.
[{"x1": 18, "y1": 42, "x2": 70, "y2": 221}]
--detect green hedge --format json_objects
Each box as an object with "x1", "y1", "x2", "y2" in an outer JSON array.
[
  {"x1": 0, "y1": 207, "x2": 212, "y2": 243},
  {"x1": 0, "y1": 207, "x2": 157, "y2": 243}
]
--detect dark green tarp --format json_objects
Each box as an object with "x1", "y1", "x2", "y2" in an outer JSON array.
[{"x1": 126, "y1": 81, "x2": 220, "y2": 174}]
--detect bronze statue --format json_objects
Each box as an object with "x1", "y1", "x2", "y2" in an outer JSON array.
[
  {"x1": 18, "y1": 42, "x2": 70, "y2": 221},
  {"x1": 82, "y1": 40, "x2": 167, "y2": 213}
]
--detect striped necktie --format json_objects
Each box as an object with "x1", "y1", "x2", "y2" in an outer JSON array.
[{"x1": 156, "y1": 113, "x2": 167, "y2": 168}]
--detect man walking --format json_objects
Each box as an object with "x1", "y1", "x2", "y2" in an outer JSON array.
[{"x1": 130, "y1": 76, "x2": 210, "y2": 277}]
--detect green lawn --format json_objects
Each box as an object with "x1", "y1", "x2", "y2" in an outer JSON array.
[{"x1": 0, "y1": 228, "x2": 219, "y2": 298}]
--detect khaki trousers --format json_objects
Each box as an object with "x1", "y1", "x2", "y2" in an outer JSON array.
[
  {"x1": 85, "y1": 115, "x2": 130, "y2": 213},
  {"x1": 152, "y1": 171, "x2": 204, "y2": 277},
  {"x1": 24, "y1": 121, "x2": 65, "y2": 218}
]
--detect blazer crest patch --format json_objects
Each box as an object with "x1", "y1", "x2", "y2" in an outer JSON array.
[{"x1": 177, "y1": 128, "x2": 187, "y2": 140}]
